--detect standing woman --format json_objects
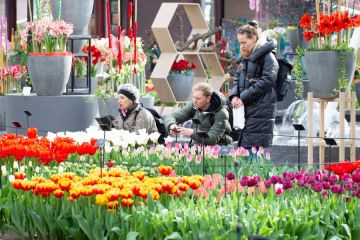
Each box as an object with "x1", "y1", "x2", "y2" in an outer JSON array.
[{"x1": 229, "y1": 24, "x2": 279, "y2": 149}]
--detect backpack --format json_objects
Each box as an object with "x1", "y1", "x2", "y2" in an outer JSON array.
[
  {"x1": 135, "y1": 107, "x2": 167, "y2": 144},
  {"x1": 258, "y1": 55, "x2": 293, "y2": 102}
]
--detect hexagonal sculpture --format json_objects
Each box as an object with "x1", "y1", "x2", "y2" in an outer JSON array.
[{"x1": 151, "y1": 3, "x2": 225, "y2": 103}]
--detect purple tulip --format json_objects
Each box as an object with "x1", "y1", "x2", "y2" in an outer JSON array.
[
  {"x1": 352, "y1": 173, "x2": 360, "y2": 183},
  {"x1": 297, "y1": 178, "x2": 305, "y2": 186},
  {"x1": 313, "y1": 182, "x2": 323, "y2": 192},
  {"x1": 352, "y1": 191, "x2": 357, "y2": 197},
  {"x1": 226, "y1": 172, "x2": 235, "y2": 180},
  {"x1": 254, "y1": 176, "x2": 261, "y2": 184},
  {"x1": 295, "y1": 173, "x2": 304, "y2": 180},
  {"x1": 240, "y1": 176, "x2": 249, "y2": 187},
  {"x1": 322, "y1": 181, "x2": 331, "y2": 189},
  {"x1": 345, "y1": 182, "x2": 354, "y2": 191},
  {"x1": 270, "y1": 175, "x2": 279, "y2": 184},
  {"x1": 321, "y1": 173, "x2": 329, "y2": 181},
  {"x1": 331, "y1": 185, "x2": 341, "y2": 194},
  {"x1": 342, "y1": 173, "x2": 352, "y2": 183},
  {"x1": 264, "y1": 179, "x2": 272, "y2": 188},
  {"x1": 329, "y1": 175, "x2": 339, "y2": 185},
  {"x1": 247, "y1": 177, "x2": 258, "y2": 187},
  {"x1": 283, "y1": 181, "x2": 293, "y2": 190}
]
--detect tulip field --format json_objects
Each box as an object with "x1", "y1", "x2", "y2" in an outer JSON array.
[{"x1": 1, "y1": 128, "x2": 360, "y2": 239}]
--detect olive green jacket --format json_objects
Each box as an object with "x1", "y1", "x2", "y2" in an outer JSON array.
[{"x1": 164, "y1": 91, "x2": 232, "y2": 145}]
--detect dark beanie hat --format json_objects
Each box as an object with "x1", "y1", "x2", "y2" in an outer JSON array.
[{"x1": 118, "y1": 88, "x2": 136, "y2": 102}]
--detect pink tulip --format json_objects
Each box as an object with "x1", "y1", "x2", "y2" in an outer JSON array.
[{"x1": 274, "y1": 183, "x2": 283, "y2": 195}]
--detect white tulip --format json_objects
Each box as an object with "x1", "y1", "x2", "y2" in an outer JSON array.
[
  {"x1": 8, "y1": 175, "x2": 15, "y2": 182},
  {"x1": 35, "y1": 166, "x2": 40, "y2": 173},
  {"x1": 58, "y1": 166, "x2": 64, "y2": 173},
  {"x1": 20, "y1": 166, "x2": 25, "y2": 173},
  {"x1": 13, "y1": 161, "x2": 19, "y2": 169},
  {"x1": 28, "y1": 161, "x2": 33, "y2": 167}
]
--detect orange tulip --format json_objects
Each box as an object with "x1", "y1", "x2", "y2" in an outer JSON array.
[
  {"x1": 53, "y1": 189, "x2": 65, "y2": 198},
  {"x1": 121, "y1": 198, "x2": 134, "y2": 208},
  {"x1": 158, "y1": 165, "x2": 172, "y2": 176},
  {"x1": 14, "y1": 172, "x2": 26, "y2": 180},
  {"x1": 107, "y1": 200, "x2": 119, "y2": 210},
  {"x1": 58, "y1": 178, "x2": 72, "y2": 191}
]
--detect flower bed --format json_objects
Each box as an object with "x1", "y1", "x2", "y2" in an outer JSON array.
[{"x1": 1, "y1": 130, "x2": 360, "y2": 239}]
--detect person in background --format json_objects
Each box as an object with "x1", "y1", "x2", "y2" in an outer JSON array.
[
  {"x1": 112, "y1": 84, "x2": 158, "y2": 133},
  {"x1": 229, "y1": 23, "x2": 279, "y2": 151},
  {"x1": 165, "y1": 82, "x2": 232, "y2": 145}
]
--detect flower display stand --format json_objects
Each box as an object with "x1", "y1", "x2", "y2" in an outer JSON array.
[
  {"x1": 307, "y1": 92, "x2": 356, "y2": 169},
  {"x1": 150, "y1": 3, "x2": 225, "y2": 103},
  {"x1": 5, "y1": 94, "x2": 97, "y2": 136}
]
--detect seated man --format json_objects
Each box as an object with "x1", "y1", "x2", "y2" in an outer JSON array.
[
  {"x1": 112, "y1": 84, "x2": 158, "y2": 133},
  {"x1": 165, "y1": 82, "x2": 232, "y2": 145}
]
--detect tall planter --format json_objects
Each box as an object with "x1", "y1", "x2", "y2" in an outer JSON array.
[
  {"x1": 167, "y1": 73, "x2": 194, "y2": 101},
  {"x1": 50, "y1": 0, "x2": 94, "y2": 52},
  {"x1": 27, "y1": 54, "x2": 72, "y2": 96},
  {"x1": 304, "y1": 51, "x2": 356, "y2": 98},
  {"x1": 286, "y1": 28, "x2": 308, "y2": 52}
]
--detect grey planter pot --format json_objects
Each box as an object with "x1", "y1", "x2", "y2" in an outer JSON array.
[
  {"x1": 304, "y1": 51, "x2": 356, "y2": 98},
  {"x1": 98, "y1": 97, "x2": 119, "y2": 117},
  {"x1": 50, "y1": 0, "x2": 94, "y2": 52},
  {"x1": 167, "y1": 74, "x2": 194, "y2": 101},
  {"x1": 286, "y1": 29, "x2": 309, "y2": 52},
  {"x1": 139, "y1": 96, "x2": 155, "y2": 109},
  {"x1": 27, "y1": 55, "x2": 72, "y2": 96},
  {"x1": 0, "y1": 96, "x2": 6, "y2": 131}
]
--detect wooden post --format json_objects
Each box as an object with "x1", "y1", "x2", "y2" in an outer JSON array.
[
  {"x1": 350, "y1": 91, "x2": 356, "y2": 161},
  {"x1": 307, "y1": 91, "x2": 357, "y2": 168},
  {"x1": 307, "y1": 92, "x2": 314, "y2": 168},
  {"x1": 339, "y1": 92, "x2": 345, "y2": 162}
]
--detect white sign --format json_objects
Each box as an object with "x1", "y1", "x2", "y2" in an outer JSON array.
[{"x1": 22, "y1": 87, "x2": 31, "y2": 96}]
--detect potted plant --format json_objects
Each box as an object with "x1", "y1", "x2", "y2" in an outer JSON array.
[
  {"x1": 167, "y1": 59, "x2": 196, "y2": 101},
  {"x1": 0, "y1": 65, "x2": 27, "y2": 130},
  {"x1": 22, "y1": 19, "x2": 74, "y2": 96},
  {"x1": 69, "y1": 45, "x2": 104, "y2": 93},
  {"x1": 297, "y1": 6, "x2": 359, "y2": 99},
  {"x1": 50, "y1": 0, "x2": 94, "y2": 53}
]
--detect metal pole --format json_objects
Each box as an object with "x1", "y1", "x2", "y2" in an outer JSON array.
[
  {"x1": 202, "y1": 138, "x2": 205, "y2": 175},
  {"x1": 297, "y1": 130, "x2": 301, "y2": 170},
  {"x1": 26, "y1": 116, "x2": 29, "y2": 129}
]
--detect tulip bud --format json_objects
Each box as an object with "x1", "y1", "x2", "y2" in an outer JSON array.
[
  {"x1": 20, "y1": 166, "x2": 25, "y2": 173},
  {"x1": 58, "y1": 166, "x2": 64, "y2": 173},
  {"x1": 13, "y1": 161, "x2": 19, "y2": 169},
  {"x1": 28, "y1": 161, "x2": 33, "y2": 167}
]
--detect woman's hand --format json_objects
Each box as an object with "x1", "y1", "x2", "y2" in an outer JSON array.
[{"x1": 231, "y1": 96, "x2": 243, "y2": 109}]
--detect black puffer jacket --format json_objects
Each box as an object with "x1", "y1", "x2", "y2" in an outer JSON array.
[{"x1": 229, "y1": 38, "x2": 279, "y2": 148}]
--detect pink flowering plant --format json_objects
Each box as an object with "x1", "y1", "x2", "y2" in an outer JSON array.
[
  {"x1": 0, "y1": 64, "x2": 27, "y2": 95},
  {"x1": 21, "y1": 20, "x2": 73, "y2": 54}
]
